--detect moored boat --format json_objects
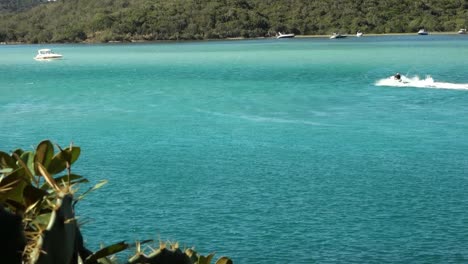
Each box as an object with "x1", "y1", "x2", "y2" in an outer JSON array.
[
  {"x1": 330, "y1": 33, "x2": 346, "y2": 39},
  {"x1": 356, "y1": 31, "x2": 363, "y2": 37},
  {"x1": 34, "y1": 49, "x2": 63, "y2": 60},
  {"x1": 276, "y1": 32, "x2": 295, "y2": 39},
  {"x1": 417, "y1": 29, "x2": 429, "y2": 35},
  {"x1": 458, "y1": 28, "x2": 467, "y2": 34}
]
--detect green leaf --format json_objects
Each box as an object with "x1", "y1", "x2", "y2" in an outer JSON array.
[
  {"x1": 66, "y1": 146, "x2": 81, "y2": 165},
  {"x1": 185, "y1": 248, "x2": 199, "y2": 263},
  {"x1": 0, "y1": 151, "x2": 17, "y2": 170},
  {"x1": 36, "y1": 162, "x2": 60, "y2": 192},
  {"x1": 31, "y1": 212, "x2": 52, "y2": 228},
  {"x1": 0, "y1": 167, "x2": 27, "y2": 204},
  {"x1": 97, "y1": 257, "x2": 114, "y2": 264},
  {"x1": 34, "y1": 140, "x2": 55, "y2": 175},
  {"x1": 0, "y1": 168, "x2": 13, "y2": 174},
  {"x1": 0, "y1": 176, "x2": 20, "y2": 203},
  {"x1": 14, "y1": 152, "x2": 35, "y2": 185},
  {"x1": 12, "y1": 149, "x2": 24, "y2": 159},
  {"x1": 23, "y1": 184, "x2": 49, "y2": 208},
  {"x1": 85, "y1": 241, "x2": 129, "y2": 264},
  {"x1": 47, "y1": 146, "x2": 81, "y2": 175},
  {"x1": 215, "y1": 257, "x2": 233, "y2": 264},
  {"x1": 20, "y1": 151, "x2": 35, "y2": 176},
  {"x1": 198, "y1": 253, "x2": 215, "y2": 264}
]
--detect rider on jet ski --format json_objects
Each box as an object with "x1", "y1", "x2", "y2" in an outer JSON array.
[{"x1": 394, "y1": 72, "x2": 401, "y2": 81}]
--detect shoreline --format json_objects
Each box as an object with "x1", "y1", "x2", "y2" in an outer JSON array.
[
  {"x1": 0, "y1": 32, "x2": 464, "y2": 45},
  {"x1": 296, "y1": 31, "x2": 464, "y2": 38}
]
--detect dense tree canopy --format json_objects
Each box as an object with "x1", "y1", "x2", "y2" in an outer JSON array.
[
  {"x1": 0, "y1": 0, "x2": 466, "y2": 43},
  {"x1": 0, "y1": 0, "x2": 46, "y2": 12}
]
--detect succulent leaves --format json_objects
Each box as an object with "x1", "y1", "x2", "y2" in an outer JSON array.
[
  {"x1": 85, "y1": 241, "x2": 130, "y2": 264},
  {"x1": 126, "y1": 242, "x2": 232, "y2": 264},
  {"x1": 34, "y1": 140, "x2": 55, "y2": 176},
  {"x1": 0, "y1": 141, "x2": 232, "y2": 264},
  {"x1": 0, "y1": 141, "x2": 88, "y2": 264}
]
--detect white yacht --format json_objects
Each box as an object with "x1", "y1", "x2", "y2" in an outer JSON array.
[
  {"x1": 276, "y1": 32, "x2": 295, "y2": 39},
  {"x1": 458, "y1": 29, "x2": 466, "y2": 34},
  {"x1": 330, "y1": 33, "x2": 346, "y2": 39},
  {"x1": 34, "y1": 49, "x2": 63, "y2": 60},
  {"x1": 356, "y1": 31, "x2": 363, "y2": 37},
  {"x1": 417, "y1": 29, "x2": 429, "y2": 35}
]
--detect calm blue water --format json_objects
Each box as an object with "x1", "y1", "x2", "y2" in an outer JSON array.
[{"x1": 1, "y1": 35, "x2": 468, "y2": 263}]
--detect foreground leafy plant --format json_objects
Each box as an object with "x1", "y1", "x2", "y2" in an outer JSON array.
[
  {"x1": 0, "y1": 140, "x2": 102, "y2": 263},
  {"x1": 127, "y1": 241, "x2": 232, "y2": 264},
  {"x1": 0, "y1": 140, "x2": 232, "y2": 264}
]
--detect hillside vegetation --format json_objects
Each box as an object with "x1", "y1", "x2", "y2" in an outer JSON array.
[
  {"x1": 0, "y1": 0, "x2": 46, "y2": 12},
  {"x1": 0, "y1": 0, "x2": 466, "y2": 43}
]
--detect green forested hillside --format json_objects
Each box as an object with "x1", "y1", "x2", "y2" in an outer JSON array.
[
  {"x1": 0, "y1": 0, "x2": 466, "y2": 43},
  {"x1": 0, "y1": 0, "x2": 45, "y2": 12}
]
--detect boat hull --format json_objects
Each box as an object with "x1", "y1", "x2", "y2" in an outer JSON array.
[
  {"x1": 417, "y1": 30, "x2": 429, "y2": 35},
  {"x1": 34, "y1": 55, "x2": 63, "y2": 60},
  {"x1": 277, "y1": 34, "x2": 295, "y2": 39},
  {"x1": 330, "y1": 35, "x2": 346, "y2": 39}
]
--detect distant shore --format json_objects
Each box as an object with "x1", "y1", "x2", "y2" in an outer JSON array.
[
  {"x1": 296, "y1": 31, "x2": 464, "y2": 38},
  {"x1": 214, "y1": 31, "x2": 464, "y2": 41},
  {"x1": 0, "y1": 32, "x2": 464, "y2": 45}
]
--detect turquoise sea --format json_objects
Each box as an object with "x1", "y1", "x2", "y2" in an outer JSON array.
[{"x1": 1, "y1": 35, "x2": 467, "y2": 263}]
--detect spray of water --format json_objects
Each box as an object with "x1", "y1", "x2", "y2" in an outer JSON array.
[{"x1": 375, "y1": 75, "x2": 468, "y2": 90}]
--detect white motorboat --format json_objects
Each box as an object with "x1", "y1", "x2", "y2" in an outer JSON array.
[
  {"x1": 276, "y1": 32, "x2": 295, "y2": 39},
  {"x1": 417, "y1": 29, "x2": 429, "y2": 35},
  {"x1": 34, "y1": 49, "x2": 63, "y2": 60},
  {"x1": 458, "y1": 29, "x2": 466, "y2": 34},
  {"x1": 356, "y1": 31, "x2": 363, "y2": 37},
  {"x1": 330, "y1": 33, "x2": 346, "y2": 39}
]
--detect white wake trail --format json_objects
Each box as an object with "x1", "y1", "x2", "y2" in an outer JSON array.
[{"x1": 375, "y1": 75, "x2": 468, "y2": 90}]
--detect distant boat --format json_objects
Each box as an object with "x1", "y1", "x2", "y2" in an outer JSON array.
[
  {"x1": 34, "y1": 49, "x2": 63, "y2": 60},
  {"x1": 330, "y1": 33, "x2": 346, "y2": 39},
  {"x1": 458, "y1": 28, "x2": 467, "y2": 34},
  {"x1": 356, "y1": 31, "x2": 363, "y2": 37},
  {"x1": 417, "y1": 29, "x2": 429, "y2": 35},
  {"x1": 276, "y1": 32, "x2": 295, "y2": 39}
]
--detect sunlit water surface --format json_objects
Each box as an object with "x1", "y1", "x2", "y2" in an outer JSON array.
[{"x1": 1, "y1": 35, "x2": 467, "y2": 263}]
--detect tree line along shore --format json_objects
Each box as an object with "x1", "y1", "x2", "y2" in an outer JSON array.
[{"x1": 0, "y1": 0, "x2": 466, "y2": 43}]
